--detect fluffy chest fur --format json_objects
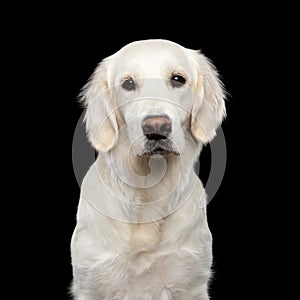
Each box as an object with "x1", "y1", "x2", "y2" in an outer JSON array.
[{"x1": 71, "y1": 162, "x2": 212, "y2": 299}]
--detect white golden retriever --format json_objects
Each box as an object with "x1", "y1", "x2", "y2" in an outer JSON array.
[{"x1": 71, "y1": 39, "x2": 226, "y2": 300}]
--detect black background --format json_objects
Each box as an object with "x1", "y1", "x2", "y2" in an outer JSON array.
[{"x1": 19, "y1": 8, "x2": 286, "y2": 300}]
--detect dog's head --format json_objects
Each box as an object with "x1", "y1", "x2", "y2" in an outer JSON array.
[{"x1": 81, "y1": 40, "x2": 226, "y2": 157}]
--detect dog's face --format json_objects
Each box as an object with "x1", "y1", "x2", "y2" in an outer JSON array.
[{"x1": 81, "y1": 40, "x2": 226, "y2": 157}]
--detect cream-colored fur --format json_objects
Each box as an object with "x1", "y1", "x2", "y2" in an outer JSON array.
[{"x1": 71, "y1": 39, "x2": 226, "y2": 299}]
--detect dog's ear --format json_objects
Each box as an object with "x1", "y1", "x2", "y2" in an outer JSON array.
[
  {"x1": 80, "y1": 56, "x2": 118, "y2": 152},
  {"x1": 190, "y1": 51, "x2": 226, "y2": 144}
]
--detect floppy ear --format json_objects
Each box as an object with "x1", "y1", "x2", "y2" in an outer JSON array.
[
  {"x1": 80, "y1": 56, "x2": 118, "y2": 152},
  {"x1": 190, "y1": 51, "x2": 226, "y2": 144}
]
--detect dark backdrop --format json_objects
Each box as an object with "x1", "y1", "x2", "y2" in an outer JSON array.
[{"x1": 5, "y1": 1, "x2": 291, "y2": 297}]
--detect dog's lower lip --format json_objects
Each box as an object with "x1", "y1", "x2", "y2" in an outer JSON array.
[
  {"x1": 152, "y1": 150, "x2": 168, "y2": 155},
  {"x1": 144, "y1": 152, "x2": 168, "y2": 157},
  {"x1": 141, "y1": 148, "x2": 179, "y2": 157}
]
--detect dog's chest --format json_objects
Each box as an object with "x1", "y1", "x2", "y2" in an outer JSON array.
[
  {"x1": 129, "y1": 221, "x2": 163, "y2": 253},
  {"x1": 106, "y1": 245, "x2": 207, "y2": 299}
]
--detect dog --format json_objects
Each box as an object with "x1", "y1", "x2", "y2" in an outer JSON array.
[{"x1": 71, "y1": 39, "x2": 226, "y2": 299}]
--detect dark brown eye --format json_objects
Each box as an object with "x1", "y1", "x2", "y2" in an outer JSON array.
[
  {"x1": 170, "y1": 74, "x2": 186, "y2": 88},
  {"x1": 122, "y1": 78, "x2": 136, "y2": 91}
]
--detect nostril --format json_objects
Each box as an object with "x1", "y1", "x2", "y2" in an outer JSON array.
[
  {"x1": 142, "y1": 124, "x2": 154, "y2": 134},
  {"x1": 160, "y1": 123, "x2": 172, "y2": 135}
]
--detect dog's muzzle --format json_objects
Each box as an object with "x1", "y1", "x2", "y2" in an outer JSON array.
[{"x1": 141, "y1": 114, "x2": 178, "y2": 156}]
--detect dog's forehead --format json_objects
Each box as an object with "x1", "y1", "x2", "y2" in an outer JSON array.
[
  {"x1": 113, "y1": 40, "x2": 190, "y2": 77},
  {"x1": 119, "y1": 39, "x2": 187, "y2": 56}
]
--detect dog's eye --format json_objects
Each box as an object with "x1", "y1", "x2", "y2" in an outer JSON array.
[
  {"x1": 122, "y1": 78, "x2": 136, "y2": 91},
  {"x1": 170, "y1": 75, "x2": 186, "y2": 88}
]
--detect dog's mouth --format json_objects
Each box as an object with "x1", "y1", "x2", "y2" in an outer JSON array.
[{"x1": 140, "y1": 139, "x2": 179, "y2": 157}]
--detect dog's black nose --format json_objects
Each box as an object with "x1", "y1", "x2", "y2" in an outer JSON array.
[{"x1": 142, "y1": 115, "x2": 172, "y2": 140}]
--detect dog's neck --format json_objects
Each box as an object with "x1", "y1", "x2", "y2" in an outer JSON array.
[
  {"x1": 93, "y1": 152, "x2": 188, "y2": 222},
  {"x1": 98, "y1": 152, "x2": 187, "y2": 199},
  {"x1": 88, "y1": 139, "x2": 202, "y2": 223}
]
